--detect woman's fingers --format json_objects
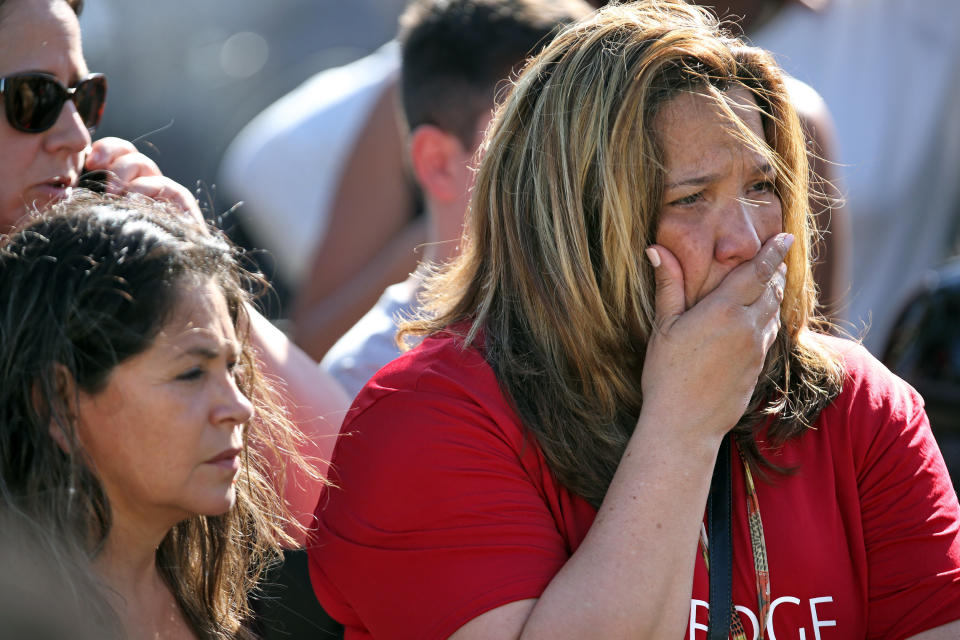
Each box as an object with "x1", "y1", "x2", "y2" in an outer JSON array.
[
  {"x1": 728, "y1": 259, "x2": 786, "y2": 366},
  {"x1": 648, "y1": 244, "x2": 686, "y2": 332},
  {"x1": 714, "y1": 233, "x2": 794, "y2": 308},
  {"x1": 640, "y1": 233, "x2": 791, "y2": 438},
  {"x1": 84, "y1": 137, "x2": 203, "y2": 225},
  {"x1": 124, "y1": 176, "x2": 204, "y2": 226},
  {"x1": 87, "y1": 136, "x2": 163, "y2": 192},
  {"x1": 758, "y1": 263, "x2": 786, "y2": 352},
  {"x1": 103, "y1": 152, "x2": 162, "y2": 188},
  {"x1": 84, "y1": 137, "x2": 140, "y2": 170}
]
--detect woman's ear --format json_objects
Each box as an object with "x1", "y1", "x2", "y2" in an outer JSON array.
[
  {"x1": 45, "y1": 364, "x2": 79, "y2": 454},
  {"x1": 408, "y1": 124, "x2": 470, "y2": 204}
]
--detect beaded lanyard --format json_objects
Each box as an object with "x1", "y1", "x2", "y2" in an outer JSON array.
[{"x1": 698, "y1": 444, "x2": 771, "y2": 639}]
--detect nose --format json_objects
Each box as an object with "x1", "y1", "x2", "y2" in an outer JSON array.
[
  {"x1": 213, "y1": 371, "x2": 255, "y2": 429},
  {"x1": 714, "y1": 197, "x2": 762, "y2": 265},
  {"x1": 42, "y1": 99, "x2": 92, "y2": 157}
]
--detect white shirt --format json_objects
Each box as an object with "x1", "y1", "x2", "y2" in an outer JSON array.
[
  {"x1": 219, "y1": 41, "x2": 400, "y2": 286},
  {"x1": 751, "y1": 0, "x2": 960, "y2": 353},
  {"x1": 320, "y1": 274, "x2": 421, "y2": 400}
]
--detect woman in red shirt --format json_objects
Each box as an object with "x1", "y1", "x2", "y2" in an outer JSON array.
[{"x1": 309, "y1": 2, "x2": 960, "y2": 638}]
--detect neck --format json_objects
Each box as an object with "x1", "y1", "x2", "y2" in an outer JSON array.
[
  {"x1": 95, "y1": 508, "x2": 192, "y2": 639},
  {"x1": 423, "y1": 201, "x2": 463, "y2": 265},
  {"x1": 97, "y1": 510, "x2": 168, "y2": 585}
]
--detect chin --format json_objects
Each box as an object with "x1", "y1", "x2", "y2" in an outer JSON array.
[
  {"x1": 191, "y1": 484, "x2": 238, "y2": 517},
  {"x1": 0, "y1": 204, "x2": 27, "y2": 234},
  {"x1": 25, "y1": 186, "x2": 70, "y2": 214}
]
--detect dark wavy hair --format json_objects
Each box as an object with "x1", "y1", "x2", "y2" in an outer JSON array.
[{"x1": 0, "y1": 192, "x2": 311, "y2": 638}]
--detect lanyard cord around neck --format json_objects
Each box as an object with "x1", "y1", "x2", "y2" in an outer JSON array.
[{"x1": 698, "y1": 440, "x2": 771, "y2": 640}]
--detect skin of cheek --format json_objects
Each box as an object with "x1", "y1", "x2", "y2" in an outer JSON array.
[
  {"x1": 78, "y1": 372, "x2": 238, "y2": 525},
  {"x1": 0, "y1": 131, "x2": 36, "y2": 230},
  {"x1": 655, "y1": 218, "x2": 716, "y2": 309},
  {"x1": 74, "y1": 281, "x2": 252, "y2": 528},
  {"x1": 652, "y1": 87, "x2": 784, "y2": 309}
]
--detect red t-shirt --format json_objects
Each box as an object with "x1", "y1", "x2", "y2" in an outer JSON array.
[{"x1": 308, "y1": 332, "x2": 960, "y2": 639}]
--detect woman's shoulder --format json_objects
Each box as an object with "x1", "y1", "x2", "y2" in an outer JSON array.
[
  {"x1": 808, "y1": 332, "x2": 926, "y2": 430},
  {"x1": 361, "y1": 328, "x2": 497, "y2": 402},
  {"x1": 341, "y1": 327, "x2": 527, "y2": 448},
  {"x1": 318, "y1": 327, "x2": 555, "y2": 542},
  {"x1": 799, "y1": 335, "x2": 947, "y2": 506}
]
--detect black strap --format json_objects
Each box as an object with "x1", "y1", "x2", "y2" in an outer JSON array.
[{"x1": 707, "y1": 434, "x2": 733, "y2": 640}]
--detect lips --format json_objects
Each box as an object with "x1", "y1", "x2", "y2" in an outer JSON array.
[
  {"x1": 29, "y1": 184, "x2": 71, "y2": 207},
  {"x1": 40, "y1": 170, "x2": 80, "y2": 191},
  {"x1": 47, "y1": 174, "x2": 76, "y2": 189},
  {"x1": 27, "y1": 173, "x2": 78, "y2": 206},
  {"x1": 205, "y1": 447, "x2": 242, "y2": 472}
]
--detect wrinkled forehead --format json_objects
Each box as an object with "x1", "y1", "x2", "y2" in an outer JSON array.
[
  {"x1": 655, "y1": 82, "x2": 765, "y2": 135},
  {"x1": 652, "y1": 83, "x2": 772, "y2": 165}
]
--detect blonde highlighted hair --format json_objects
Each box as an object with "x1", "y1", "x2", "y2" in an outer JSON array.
[{"x1": 402, "y1": 0, "x2": 843, "y2": 507}]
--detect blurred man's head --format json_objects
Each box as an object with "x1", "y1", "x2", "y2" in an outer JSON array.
[
  {"x1": 398, "y1": 0, "x2": 591, "y2": 248},
  {"x1": 399, "y1": 0, "x2": 591, "y2": 148}
]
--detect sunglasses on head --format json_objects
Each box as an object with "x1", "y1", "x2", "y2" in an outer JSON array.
[{"x1": 0, "y1": 72, "x2": 107, "y2": 134}]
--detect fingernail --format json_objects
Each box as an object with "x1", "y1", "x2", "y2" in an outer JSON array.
[
  {"x1": 781, "y1": 233, "x2": 795, "y2": 250},
  {"x1": 645, "y1": 247, "x2": 661, "y2": 268}
]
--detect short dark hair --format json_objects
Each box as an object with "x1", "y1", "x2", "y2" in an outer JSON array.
[{"x1": 398, "y1": 0, "x2": 590, "y2": 148}]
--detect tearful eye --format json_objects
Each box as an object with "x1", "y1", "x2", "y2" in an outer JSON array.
[
  {"x1": 176, "y1": 367, "x2": 204, "y2": 382},
  {"x1": 749, "y1": 180, "x2": 776, "y2": 194},
  {"x1": 669, "y1": 191, "x2": 703, "y2": 207}
]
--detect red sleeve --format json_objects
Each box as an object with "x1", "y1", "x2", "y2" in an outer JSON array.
[
  {"x1": 841, "y1": 346, "x2": 960, "y2": 638},
  {"x1": 307, "y1": 386, "x2": 571, "y2": 640}
]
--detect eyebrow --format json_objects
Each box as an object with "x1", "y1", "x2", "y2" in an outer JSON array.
[
  {"x1": 175, "y1": 346, "x2": 219, "y2": 361},
  {"x1": 666, "y1": 162, "x2": 776, "y2": 190},
  {"x1": 174, "y1": 344, "x2": 240, "y2": 361}
]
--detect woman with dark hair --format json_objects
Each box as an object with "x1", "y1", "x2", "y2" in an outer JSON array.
[
  {"x1": 1, "y1": 1, "x2": 349, "y2": 633},
  {"x1": 0, "y1": 193, "x2": 314, "y2": 638},
  {"x1": 0, "y1": 0, "x2": 348, "y2": 534},
  {"x1": 308, "y1": 1, "x2": 960, "y2": 638}
]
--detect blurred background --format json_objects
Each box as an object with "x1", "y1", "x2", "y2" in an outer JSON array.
[{"x1": 79, "y1": 0, "x2": 406, "y2": 219}]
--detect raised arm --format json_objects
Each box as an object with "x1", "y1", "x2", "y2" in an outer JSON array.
[
  {"x1": 291, "y1": 80, "x2": 423, "y2": 360},
  {"x1": 84, "y1": 138, "x2": 351, "y2": 540},
  {"x1": 247, "y1": 309, "x2": 349, "y2": 543},
  {"x1": 450, "y1": 234, "x2": 792, "y2": 639}
]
